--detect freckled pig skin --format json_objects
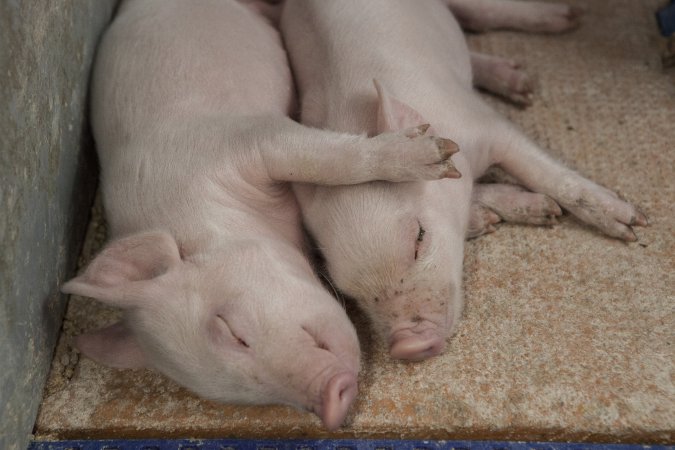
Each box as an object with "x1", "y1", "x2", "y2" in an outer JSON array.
[{"x1": 280, "y1": 0, "x2": 645, "y2": 360}]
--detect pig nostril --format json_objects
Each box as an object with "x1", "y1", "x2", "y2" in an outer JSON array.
[
  {"x1": 389, "y1": 328, "x2": 445, "y2": 361},
  {"x1": 320, "y1": 372, "x2": 358, "y2": 430},
  {"x1": 336, "y1": 374, "x2": 357, "y2": 402},
  {"x1": 337, "y1": 383, "x2": 350, "y2": 401}
]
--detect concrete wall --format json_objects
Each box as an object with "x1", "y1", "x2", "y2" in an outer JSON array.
[{"x1": 0, "y1": 2, "x2": 118, "y2": 449}]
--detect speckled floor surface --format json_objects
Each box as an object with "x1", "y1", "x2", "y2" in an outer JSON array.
[{"x1": 34, "y1": 0, "x2": 673, "y2": 444}]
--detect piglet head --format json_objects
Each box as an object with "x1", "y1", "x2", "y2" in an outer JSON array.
[
  {"x1": 62, "y1": 231, "x2": 360, "y2": 430},
  {"x1": 304, "y1": 81, "x2": 467, "y2": 361}
]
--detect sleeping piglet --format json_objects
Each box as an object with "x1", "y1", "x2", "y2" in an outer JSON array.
[
  {"x1": 280, "y1": 0, "x2": 647, "y2": 361},
  {"x1": 62, "y1": 0, "x2": 459, "y2": 429}
]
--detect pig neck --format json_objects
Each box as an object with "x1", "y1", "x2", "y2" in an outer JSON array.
[
  {"x1": 173, "y1": 178, "x2": 306, "y2": 263},
  {"x1": 103, "y1": 122, "x2": 307, "y2": 260},
  {"x1": 177, "y1": 198, "x2": 314, "y2": 280},
  {"x1": 194, "y1": 192, "x2": 307, "y2": 259}
]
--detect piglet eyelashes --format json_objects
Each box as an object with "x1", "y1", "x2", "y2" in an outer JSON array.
[{"x1": 216, "y1": 314, "x2": 250, "y2": 348}]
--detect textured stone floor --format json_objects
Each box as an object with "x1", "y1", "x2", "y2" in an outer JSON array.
[{"x1": 34, "y1": 0, "x2": 674, "y2": 444}]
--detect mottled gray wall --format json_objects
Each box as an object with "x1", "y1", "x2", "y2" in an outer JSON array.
[{"x1": 0, "y1": 1, "x2": 118, "y2": 449}]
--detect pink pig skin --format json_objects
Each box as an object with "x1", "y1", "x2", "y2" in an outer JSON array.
[
  {"x1": 61, "y1": 0, "x2": 459, "y2": 430},
  {"x1": 280, "y1": 0, "x2": 646, "y2": 361}
]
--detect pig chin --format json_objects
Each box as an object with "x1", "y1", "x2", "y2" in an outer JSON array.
[
  {"x1": 160, "y1": 349, "x2": 358, "y2": 430},
  {"x1": 235, "y1": 335, "x2": 360, "y2": 430},
  {"x1": 251, "y1": 351, "x2": 359, "y2": 430}
]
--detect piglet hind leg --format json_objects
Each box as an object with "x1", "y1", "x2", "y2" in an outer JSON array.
[
  {"x1": 475, "y1": 183, "x2": 562, "y2": 225},
  {"x1": 444, "y1": 0, "x2": 584, "y2": 33},
  {"x1": 488, "y1": 126, "x2": 648, "y2": 241},
  {"x1": 261, "y1": 117, "x2": 460, "y2": 185},
  {"x1": 467, "y1": 183, "x2": 562, "y2": 238}
]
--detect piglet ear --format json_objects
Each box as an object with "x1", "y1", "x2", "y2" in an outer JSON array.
[
  {"x1": 374, "y1": 78, "x2": 430, "y2": 133},
  {"x1": 75, "y1": 321, "x2": 146, "y2": 369},
  {"x1": 62, "y1": 231, "x2": 181, "y2": 308}
]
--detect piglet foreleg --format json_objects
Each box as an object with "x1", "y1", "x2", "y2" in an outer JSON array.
[{"x1": 257, "y1": 117, "x2": 461, "y2": 185}]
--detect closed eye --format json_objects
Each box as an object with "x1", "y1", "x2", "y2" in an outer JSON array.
[
  {"x1": 216, "y1": 314, "x2": 249, "y2": 348},
  {"x1": 302, "y1": 325, "x2": 330, "y2": 352}
]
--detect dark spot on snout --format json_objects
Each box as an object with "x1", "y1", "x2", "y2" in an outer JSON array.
[
  {"x1": 411, "y1": 315, "x2": 423, "y2": 323},
  {"x1": 417, "y1": 225, "x2": 426, "y2": 242},
  {"x1": 414, "y1": 222, "x2": 426, "y2": 260},
  {"x1": 374, "y1": 297, "x2": 379, "y2": 303}
]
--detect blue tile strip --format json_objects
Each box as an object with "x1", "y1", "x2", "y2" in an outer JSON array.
[
  {"x1": 656, "y1": 0, "x2": 675, "y2": 36},
  {"x1": 27, "y1": 439, "x2": 674, "y2": 450}
]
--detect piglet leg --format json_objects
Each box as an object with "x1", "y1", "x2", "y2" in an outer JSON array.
[
  {"x1": 443, "y1": 0, "x2": 583, "y2": 33},
  {"x1": 467, "y1": 183, "x2": 562, "y2": 238},
  {"x1": 258, "y1": 117, "x2": 460, "y2": 185},
  {"x1": 485, "y1": 125, "x2": 647, "y2": 241}
]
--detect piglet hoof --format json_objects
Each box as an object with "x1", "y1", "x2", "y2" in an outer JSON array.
[
  {"x1": 562, "y1": 186, "x2": 648, "y2": 242},
  {"x1": 467, "y1": 203, "x2": 501, "y2": 239},
  {"x1": 319, "y1": 372, "x2": 358, "y2": 430},
  {"x1": 631, "y1": 208, "x2": 649, "y2": 227},
  {"x1": 389, "y1": 328, "x2": 445, "y2": 361},
  {"x1": 566, "y1": 5, "x2": 585, "y2": 27},
  {"x1": 526, "y1": 2, "x2": 585, "y2": 33},
  {"x1": 492, "y1": 59, "x2": 534, "y2": 106},
  {"x1": 403, "y1": 123, "x2": 431, "y2": 138},
  {"x1": 374, "y1": 126, "x2": 461, "y2": 181}
]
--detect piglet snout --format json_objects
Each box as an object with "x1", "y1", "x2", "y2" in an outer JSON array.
[
  {"x1": 389, "y1": 325, "x2": 446, "y2": 361},
  {"x1": 319, "y1": 371, "x2": 358, "y2": 430}
]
